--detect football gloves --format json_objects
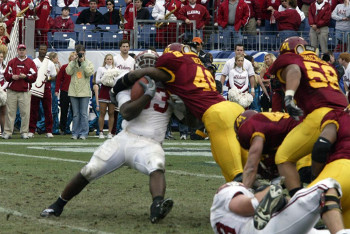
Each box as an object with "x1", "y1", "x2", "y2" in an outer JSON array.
[
  {"x1": 284, "y1": 95, "x2": 303, "y2": 120},
  {"x1": 139, "y1": 76, "x2": 156, "y2": 98},
  {"x1": 112, "y1": 73, "x2": 135, "y2": 95}
]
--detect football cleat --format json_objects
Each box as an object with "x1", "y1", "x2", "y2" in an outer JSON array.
[
  {"x1": 253, "y1": 184, "x2": 285, "y2": 230},
  {"x1": 150, "y1": 198, "x2": 174, "y2": 224},
  {"x1": 40, "y1": 204, "x2": 63, "y2": 217}
]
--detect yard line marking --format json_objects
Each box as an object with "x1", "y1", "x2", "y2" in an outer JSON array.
[
  {"x1": 0, "y1": 206, "x2": 114, "y2": 234},
  {"x1": 0, "y1": 152, "x2": 221, "y2": 178},
  {"x1": 0, "y1": 141, "x2": 211, "y2": 146}
]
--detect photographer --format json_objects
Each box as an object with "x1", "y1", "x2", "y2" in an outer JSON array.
[{"x1": 66, "y1": 44, "x2": 94, "y2": 140}]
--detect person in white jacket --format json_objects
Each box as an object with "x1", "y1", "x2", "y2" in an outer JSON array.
[{"x1": 331, "y1": 0, "x2": 350, "y2": 51}]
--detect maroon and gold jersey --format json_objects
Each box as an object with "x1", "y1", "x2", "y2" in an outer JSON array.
[
  {"x1": 156, "y1": 51, "x2": 225, "y2": 119},
  {"x1": 237, "y1": 112, "x2": 299, "y2": 154},
  {"x1": 270, "y1": 51, "x2": 348, "y2": 115},
  {"x1": 321, "y1": 110, "x2": 350, "y2": 163}
]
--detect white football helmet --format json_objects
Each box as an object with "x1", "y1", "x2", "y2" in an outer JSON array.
[{"x1": 135, "y1": 50, "x2": 160, "y2": 69}]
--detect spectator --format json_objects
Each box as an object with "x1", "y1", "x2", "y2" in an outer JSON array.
[
  {"x1": 243, "y1": 0, "x2": 262, "y2": 35},
  {"x1": 217, "y1": 0, "x2": 250, "y2": 45},
  {"x1": 58, "y1": 0, "x2": 79, "y2": 7},
  {"x1": 263, "y1": 0, "x2": 281, "y2": 34},
  {"x1": 79, "y1": 0, "x2": 106, "y2": 7},
  {"x1": 95, "y1": 54, "x2": 116, "y2": 139},
  {"x1": 55, "y1": 52, "x2": 76, "y2": 135},
  {"x1": 123, "y1": 0, "x2": 135, "y2": 40},
  {"x1": 48, "y1": 52, "x2": 61, "y2": 135},
  {"x1": 192, "y1": 37, "x2": 212, "y2": 64},
  {"x1": 136, "y1": 0, "x2": 151, "y2": 19},
  {"x1": 308, "y1": 0, "x2": 331, "y2": 54},
  {"x1": 0, "y1": 52, "x2": 7, "y2": 135},
  {"x1": 278, "y1": 0, "x2": 305, "y2": 31},
  {"x1": 50, "y1": 6, "x2": 75, "y2": 33},
  {"x1": 102, "y1": 0, "x2": 121, "y2": 26},
  {"x1": 0, "y1": 0, "x2": 17, "y2": 35},
  {"x1": 338, "y1": 52, "x2": 350, "y2": 102},
  {"x1": 66, "y1": 44, "x2": 94, "y2": 140},
  {"x1": 0, "y1": 23, "x2": 10, "y2": 46},
  {"x1": 322, "y1": 52, "x2": 345, "y2": 92},
  {"x1": 152, "y1": 0, "x2": 182, "y2": 47},
  {"x1": 88, "y1": 73, "x2": 100, "y2": 135},
  {"x1": 331, "y1": 0, "x2": 350, "y2": 52},
  {"x1": 2, "y1": 44, "x2": 37, "y2": 139},
  {"x1": 32, "y1": 0, "x2": 51, "y2": 48},
  {"x1": 177, "y1": 0, "x2": 210, "y2": 40},
  {"x1": 220, "y1": 44, "x2": 256, "y2": 99},
  {"x1": 76, "y1": 0, "x2": 104, "y2": 25},
  {"x1": 259, "y1": 53, "x2": 276, "y2": 111},
  {"x1": 28, "y1": 45, "x2": 57, "y2": 138},
  {"x1": 268, "y1": 0, "x2": 301, "y2": 42}
]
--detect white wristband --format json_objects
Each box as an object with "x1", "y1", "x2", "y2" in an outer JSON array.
[
  {"x1": 251, "y1": 197, "x2": 259, "y2": 210},
  {"x1": 285, "y1": 90, "x2": 295, "y2": 97}
]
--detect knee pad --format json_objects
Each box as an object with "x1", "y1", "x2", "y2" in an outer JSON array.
[
  {"x1": 312, "y1": 137, "x2": 332, "y2": 163},
  {"x1": 80, "y1": 158, "x2": 107, "y2": 182}
]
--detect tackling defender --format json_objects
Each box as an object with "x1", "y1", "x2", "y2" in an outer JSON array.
[
  {"x1": 40, "y1": 50, "x2": 174, "y2": 223},
  {"x1": 268, "y1": 37, "x2": 348, "y2": 197},
  {"x1": 112, "y1": 43, "x2": 245, "y2": 182}
]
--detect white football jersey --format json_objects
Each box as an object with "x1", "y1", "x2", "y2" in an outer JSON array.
[
  {"x1": 210, "y1": 182, "x2": 253, "y2": 234},
  {"x1": 113, "y1": 54, "x2": 135, "y2": 72},
  {"x1": 228, "y1": 67, "x2": 249, "y2": 92},
  {"x1": 33, "y1": 58, "x2": 57, "y2": 78},
  {"x1": 117, "y1": 86, "x2": 172, "y2": 143}
]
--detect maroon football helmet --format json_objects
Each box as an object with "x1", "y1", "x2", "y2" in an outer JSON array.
[
  {"x1": 279, "y1": 36, "x2": 308, "y2": 55},
  {"x1": 163, "y1": 43, "x2": 191, "y2": 54},
  {"x1": 135, "y1": 50, "x2": 159, "y2": 69},
  {"x1": 234, "y1": 110, "x2": 258, "y2": 133}
]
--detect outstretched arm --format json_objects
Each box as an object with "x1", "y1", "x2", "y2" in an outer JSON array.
[{"x1": 243, "y1": 136, "x2": 264, "y2": 188}]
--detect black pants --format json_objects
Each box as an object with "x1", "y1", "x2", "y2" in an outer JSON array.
[{"x1": 59, "y1": 91, "x2": 71, "y2": 132}]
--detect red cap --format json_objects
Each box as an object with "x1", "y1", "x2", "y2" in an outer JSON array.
[{"x1": 17, "y1": 44, "x2": 26, "y2": 49}]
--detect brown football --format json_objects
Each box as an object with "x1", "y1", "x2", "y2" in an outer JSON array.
[{"x1": 130, "y1": 77, "x2": 148, "y2": 100}]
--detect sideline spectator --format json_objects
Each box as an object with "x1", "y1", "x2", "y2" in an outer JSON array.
[
  {"x1": 95, "y1": 54, "x2": 116, "y2": 139},
  {"x1": 0, "y1": 52, "x2": 7, "y2": 135},
  {"x1": 57, "y1": 0, "x2": 79, "y2": 7},
  {"x1": 243, "y1": 0, "x2": 262, "y2": 35},
  {"x1": 308, "y1": 0, "x2": 331, "y2": 54},
  {"x1": 263, "y1": 0, "x2": 281, "y2": 34},
  {"x1": 192, "y1": 37, "x2": 211, "y2": 64},
  {"x1": 152, "y1": 0, "x2": 182, "y2": 47},
  {"x1": 2, "y1": 44, "x2": 37, "y2": 139},
  {"x1": 331, "y1": 0, "x2": 350, "y2": 52},
  {"x1": 220, "y1": 44, "x2": 256, "y2": 99},
  {"x1": 66, "y1": 44, "x2": 94, "y2": 140},
  {"x1": 322, "y1": 51, "x2": 345, "y2": 93},
  {"x1": 217, "y1": 0, "x2": 250, "y2": 45},
  {"x1": 177, "y1": 0, "x2": 210, "y2": 40},
  {"x1": 102, "y1": 0, "x2": 121, "y2": 26},
  {"x1": 33, "y1": 0, "x2": 51, "y2": 48},
  {"x1": 55, "y1": 52, "x2": 76, "y2": 135},
  {"x1": 76, "y1": 0, "x2": 104, "y2": 25},
  {"x1": 228, "y1": 54, "x2": 250, "y2": 93},
  {"x1": 259, "y1": 53, "x2": 276, "y2": 111},
  {"x1": 50, "y1": 6, "x2": 75, "y2": 33},
  {"x1": 28, "y1": 45, "x2": 56, "y2": 138},
  {"x1": 268, "y1": 0, "x2": 301, "y2": 42},
  {"x1": 79, "y1": 0, "x2": 106, "y2": 7},
  {"x1": 338, "y1": 52, "x2": 350, "y2": 102},
  {"x1": 0, "y1": 23, "x2": 10, "y2": 47},
  {"x1": 48, "y1": 52, "x2": 61, "y2": 135}
]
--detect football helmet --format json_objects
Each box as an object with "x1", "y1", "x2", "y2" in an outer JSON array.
[
  {"x1": 163, "y1": 43, "x2": 191, "y2": 54},
  {"x1": 135, "y1": 50, "x2": 159, "y2": 69},
  {"x1": 279, "y1": 36, "x2": 308, "y2": 55},
  {"x1": 234, "y1": 110, "x2": 258, "y2": 133}
]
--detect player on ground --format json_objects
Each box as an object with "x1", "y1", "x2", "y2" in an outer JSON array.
[
  {"x1": 268, "y1": 36, "x2": 348, "y2": 197},
  {"x1": 40, "y1": 50, "x2": 174, "y2": 223},
  {"x1": 210, "y1": 178, "x2": 346, "y2": 233},
  {"x1": 309, "y1": 110, "x2": 350, "y2": 227},
  {"x1": 111, "y1": 43, "x2": 245, "y2": 182},
  {"x1": 235, "y1": 110, "x2": 311, "y2": 188}
]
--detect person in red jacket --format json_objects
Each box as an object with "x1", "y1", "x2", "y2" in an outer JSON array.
[
  {"x1": 50, "y1": 6, "x2": 75, "y2": 34},
  {"x1": 268, "y1": 0, "x2": 301, "y2": 42},
  {"x1": 217, "y1": 0, "x2": 250, "y2": 45},
  {"x1": 123, "y1": 0, "x2": 135, "y2": 40},
  {"x1": 2, "y1": 44, "x2": 37, "y2": 140},
  {"x1": 308, "y1": 0, "x2": 331, "y2": 53},
  {"x1": 55, "y1": 52, "x2": 76, "y2": 135},
  {"x1": 0, "y1": 0, "x2": 17, "y2": 35},
  {"x1": 177, "y1": 0, "x2": 210, "y2": 41},
  {"x1": 263, "y1": 0, "x2": 281, "y2": 34},
  {"x1": 243, "y1": 0, "x2": 262, "y2": 35},
  {"x1": 32, "y1": 0, "x2": 51, "y2": 48}
]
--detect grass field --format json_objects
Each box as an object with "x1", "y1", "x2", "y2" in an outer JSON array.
[{"x1": 0, "y1": 132, "x2": 225, "y2": 233}]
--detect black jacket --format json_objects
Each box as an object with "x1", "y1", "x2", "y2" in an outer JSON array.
[
  {"x1": 102, "y1": 9, "x2": 121, "y2": 26},
  {"x1": 76, "y1": 9, "x2": 104, "y2": 25}
]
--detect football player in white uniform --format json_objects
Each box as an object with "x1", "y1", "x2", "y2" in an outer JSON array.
[
  {"x1": 40, "y1": 50, "x2": 174, "y2": 224},
  {"x1": 211, "y1": 178, "x2": 347, "y2": 234}
]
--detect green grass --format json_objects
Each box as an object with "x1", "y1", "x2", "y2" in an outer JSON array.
[{"x1": 0, "y1": 132, "x2": 224, "y2": 233}]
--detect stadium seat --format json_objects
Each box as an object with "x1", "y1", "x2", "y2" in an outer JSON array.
[
  {"x1": 78, "y1": 32, "x2": 101, "y2": 49},
  {"x1": 70, "y1": 15, "x2": 78, "y2": 23},
  {"x1": 101, "y1": 31, "x2": 124, "y2": 49},
  {"x1": 261, "y1": 34, "x2": 276, "y2": 51},
  {"x1": 77, "y1": 7, "x2": 89, "y2": 13},
  {"x1": 74, "y1": 24, "x2": 95, "y2": 33},
  {"x1": 53, "y1": 32, "x2": 77, "y2": 49},
  {"x1": 209, "y1": 33, "x2": 225, "y2": 49},
  {"x1": 98, "y1": 24, "x2": 120, "y2": 32},
  {"x1": 242, "y1": 35, "x2": 257, "y2": 51},
  {"x1": 114, "y1": 0, "x2": 126, "y2": 7},
  {"x1": 99, "y1": 7, "x2": 108, "y2": 14},
  {"x1": 138, "y1": 24, "x2": 156, "y2": 48}
]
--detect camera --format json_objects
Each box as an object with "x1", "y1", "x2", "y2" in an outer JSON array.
[{"x1": 78, "y1": 53, "x2": 84, "y2": 58}]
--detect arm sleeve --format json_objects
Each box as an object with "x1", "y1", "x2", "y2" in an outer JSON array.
[
  {"x1": 331, "y1": 6, "x2": 342, "y2": 21},
  {"x1": 66, "y1": 60, "x2": 76, "y2": 76},
  {"x1": 81, "y1": 60, "x2": 95, "y2": 79},
  {"x1": 55, "y1": 66, "x2": 64, "y2": 92},
  {"x1": 95, "y1": 67, "x2": 103, "y2": 84}
]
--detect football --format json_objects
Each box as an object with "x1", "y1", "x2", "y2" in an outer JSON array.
[{"x1": 130, "y1": 77, "x2": 148, "y2": 100}]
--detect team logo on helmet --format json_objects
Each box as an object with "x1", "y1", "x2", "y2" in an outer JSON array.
[
  {"x1": 163, "y1": 43, "x2": 191, "y2": 54},
  {"x1": 279, "y1": 36, "x2": 308, "y2": 55},
  {"x1": 135, "y1": 50, "x2": 159, "y2": 69},
  {"x1": 234, "y1": 110, "x2": 258, "y2": 133}
]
